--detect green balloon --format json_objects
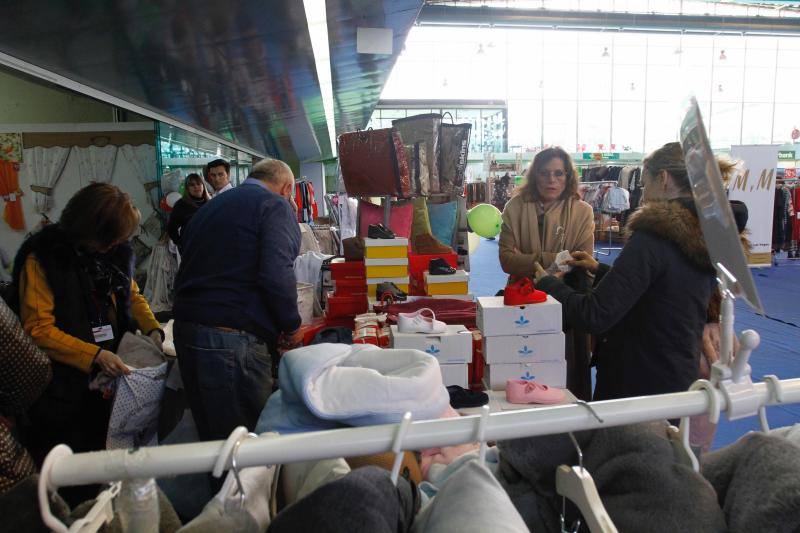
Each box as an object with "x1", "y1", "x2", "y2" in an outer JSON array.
[{"x1": 467, "y1": 203, "x2": 503, "y2": 238}]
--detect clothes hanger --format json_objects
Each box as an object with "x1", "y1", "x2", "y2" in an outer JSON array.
[
  {"x1": 759, "y1": 374, "x2": 784, "y2": 433},
  {"x1": 555, "y1": 432, "x2": 618, "y2": 533},
  {"x1": 673, "y1": 379, "x2": 720, "y2": 472},
  {"x1": 214, "y1": 426, "x2": 258, "y2": 506},
  {"x1": 38, "y1": 444, "x2": 120, "y2": 533},
  {"x1": 390, "y1": 412, "x2": 413, "y2": 486},
  {"x1": 476, "y1": 404, "x2": 490, "y2": 465}
]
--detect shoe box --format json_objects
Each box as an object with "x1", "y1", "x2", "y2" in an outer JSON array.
[
  {"x1": 423, "y1": 270, "x2": 469, "y2": 296},
  {"x1": 484, "y1": 359, "x2": 567, "y2": 390},
  {"x1": 483, "y1": 331, "x2": 565, "y2": 364},
  {"x1": 326, "y1": 292, "x2": 369, "y2": 318},
  {"x1": 334, "y1": 278, "x2": 367, "y2": 297},
  {"x1": 329, "y1": 258, "x2": 366, "y2": 280},
  {"x1": 440, "y1": 362, "x2": 469, "y2": 388},
  {"x1": 365, "y1": 257, "x2": 409, "y2": 279},
  {"x1": 364, "y1": 237, "x2": 409, "y2": 259},
  {"x1": 390, "y1": 324, "x2": 472, "y2": 364},
  {"x1": 367, "y1": 276, "x2": 411, "y2": 298},
  {"x1": 477, "y1": 296, "x2": 562, "y2": 336},
  {"x1": 409, "y1": 252, "x2": 458, "y2": 295}
]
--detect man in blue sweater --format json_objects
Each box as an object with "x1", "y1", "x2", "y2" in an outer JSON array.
[{"x1": 173, "y1": 158, "x2": 301, "y2": 440}]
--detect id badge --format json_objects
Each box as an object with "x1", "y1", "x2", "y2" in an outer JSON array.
[{"x1": 92, "y1": 324, "x2": 114, "y2": 343}]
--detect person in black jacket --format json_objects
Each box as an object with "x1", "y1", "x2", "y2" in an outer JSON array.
[
  {"x1": 166, "y1": 173, "x2": 209, "y2": 253},
  {"x1": 534, "y1": 142, "x2": 720, "y2": 401}
]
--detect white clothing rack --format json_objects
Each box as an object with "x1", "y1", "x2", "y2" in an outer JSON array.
[{"x1": 43, "y1": 376, "x2": 800, "y2": 489}]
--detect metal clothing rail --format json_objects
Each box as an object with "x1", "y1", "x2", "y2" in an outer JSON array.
[{"x1": 44, "y1": 377, "x2": 800, "y2": 489}]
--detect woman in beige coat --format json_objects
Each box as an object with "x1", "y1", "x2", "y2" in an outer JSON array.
[
  {"x1": 499, "y1": 147, "x2": 594, "y2": 276},
  {"x1": 499, "y1": 146, "x2": 595, "y2": 399}
]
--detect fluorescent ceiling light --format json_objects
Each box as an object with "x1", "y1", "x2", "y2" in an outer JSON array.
[{"x1": 304, "y1": 0, "x2": 337, "y2": 158}]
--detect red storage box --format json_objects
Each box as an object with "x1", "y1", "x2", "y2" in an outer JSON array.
[
  {"x1": 326, "y1": 293, "x2": 368, "y2": 318},
  {"x1": 470, "y1": 329, "x2": 484, "y2": 389},
  {"x1": 334, "y1": 278, "x2": 368, "y2": 296},
  {"x1": 330, "y1": 259, "x2": 366, "y2": 281},
  {"x1": 408, "y1": 253, "x2": 458, "y2": 295}
]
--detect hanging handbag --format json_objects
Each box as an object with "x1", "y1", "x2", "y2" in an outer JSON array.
[
  {"x1": 404, "y1": 142, "x2": 430, "y2": 196},
  {"x1": 392, "y1": 113, "x2": 442, "y2": 194},
  {"x1": 338, "y1": 128, "x2": 411, "y2": 198},
  {"x1": 438, "y1": 112, "x2": 472, "y2": 195}
]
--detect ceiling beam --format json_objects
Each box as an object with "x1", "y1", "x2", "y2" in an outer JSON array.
[{"x1": 418, "y1": 4, "x2": 800, "y2": 36}]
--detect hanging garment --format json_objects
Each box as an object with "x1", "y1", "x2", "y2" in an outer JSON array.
[
  {"x1": 298, "y1": 223, "x2": 321, "y2": 254},
  {"x1": 311, "y1": 226, "x2": 338, "y2": 255},
  {"x1": 413, "y1": 457, "x2": 529, "y2": 533},
  {"x1": 792, "y1": 186, "x2": 800, "y2": 249},
  {"x1": 143, "y1": 242, "x2": 178, "y2": 314},
  {"x1": 773, "y1": 187, "x2": 792, "y2": 251},
  {"x1": 268, "y1": 467, "x2": 418, "y2": 533},
  {"x1": 338, "y1": 128, "x2": 411, "y2": 197},
  {"x1": 106, "y1": 333, "x2": 168, "y2": 449},
  {"x1": 256, "y1": 344, "x2": 449, "y2": 434},
  {"x1": 0, "y1": 161, "x2": 25, "y2": 230},
  {"x1": 496, "y1": 423, "x2": 727, "y2": 533},
  {"x1": 702, "y1": 432, "x2": 800, "y2": 533},
  {"x1": 393, "y1": 113, "x2": 443, "y2": 194},
  {"x1": 601, "y1": 186, "x2": 630, "y2": 214},
  {"x1": 281, "y1": 458, "x2": 351, "y2": 506},
  {"x1": 295, "y1": 182, "x2": 319, "y2": 224},
  {"x1": 178, "y1": 452, "x2": 278, "y2": 533}
]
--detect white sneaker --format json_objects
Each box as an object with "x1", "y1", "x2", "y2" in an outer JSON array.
[{"x1": 397, "y1": 308, "x2": 447, "y2": 334}]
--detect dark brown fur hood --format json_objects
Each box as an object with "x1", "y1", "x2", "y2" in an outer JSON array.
[{"x1": 626, "y1": 199, "x2": 714, "y2": 273}]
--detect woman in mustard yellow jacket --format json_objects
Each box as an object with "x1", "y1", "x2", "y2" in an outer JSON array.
[{"x1": 10, "y1": 183, "x2": 161, "y2": 504}]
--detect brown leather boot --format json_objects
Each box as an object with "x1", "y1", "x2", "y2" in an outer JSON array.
[{"x1": 413, "y1": 232, "x2": 454, "y2": 255}]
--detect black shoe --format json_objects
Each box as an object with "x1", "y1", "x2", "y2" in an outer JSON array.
[
  {"x1": 368, "y1": 223, "x2": 396, "y2": 239},
  {"x1": 377, "y1": 281, "x2": 407, "y2": 303},
  {"x1": 447, "y1": 385, "x2": 489, "y2": 408},
  {"x1": 429, "y1": 258, "x2": 456, "y2": 275}
]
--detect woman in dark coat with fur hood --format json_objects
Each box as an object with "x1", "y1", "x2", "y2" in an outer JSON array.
[{"x1": 535, "y1": 142, "x2": 725, "y2": 401}]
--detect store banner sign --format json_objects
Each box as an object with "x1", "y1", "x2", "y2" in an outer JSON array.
[
  {"x1": 778, "y1": 150, "x2": 795, "y2": 161},
  {"x1": 581, "y1": 152, "x2": 620, "y2": 161},
  {"x1": 729, "y1": 145, "x2": 781, "y2": 269}
]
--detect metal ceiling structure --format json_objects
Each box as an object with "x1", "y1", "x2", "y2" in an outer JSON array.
[
  {"x1": 0, "y1": 1, "x2": 422, "y2": 167},
  {"x1": 326, "y1": 0, "x2": 424, "y2": 135},
  {"x1": 419, "y1": 3, "x2": 800, "y2": 35}
]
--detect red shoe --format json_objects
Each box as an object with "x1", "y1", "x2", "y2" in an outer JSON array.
[{"x1": 503, "y1": 278, "x2": 547, "y2": 306}]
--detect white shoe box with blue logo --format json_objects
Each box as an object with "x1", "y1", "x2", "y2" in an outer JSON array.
[
  {"x1": 389, "y1": 324, "x2": 472, "y2": 364},
  {"x1": 483, "y1": 331, "x2": 565, "y2": 364},
  {"x1": 440, "y1": 363, "x2": 469, "y2": 388},
  {"x1": 477, "y1": 296, "x2": 562, "y2": 337},
  {"x1": 485, "y1": 360, "x2": 567, "y2": 390}
]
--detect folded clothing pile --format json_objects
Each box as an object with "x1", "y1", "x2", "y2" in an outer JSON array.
[{"x1": 256, "y1": 344, "x2": 450, "y2": 434}]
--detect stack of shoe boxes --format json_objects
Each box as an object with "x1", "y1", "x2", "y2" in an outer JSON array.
[
  {"x1": 390, "y1": 325, "x2": 472, "y2": 388},
  {"x1": 326, "y1": 259, "x2": 368, "y2": 318},
  {"x1": 477, "y1": 296, "x2": 566, "y2": 390},
  {"x1": 364, "y1": 237, "x2": 410, "y2": 298}
]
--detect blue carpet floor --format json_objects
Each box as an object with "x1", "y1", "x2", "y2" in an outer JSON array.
[{"x1": 469, "y1": 237, "x2": 800, "y2": 449}]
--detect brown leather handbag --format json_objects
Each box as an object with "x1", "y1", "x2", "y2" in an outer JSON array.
[{"x1": 338, "y1": 128, "x2": 411, "y2": 197}]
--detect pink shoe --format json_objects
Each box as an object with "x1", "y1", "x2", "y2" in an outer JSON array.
[{"x1": 505, "y1": 379, "x2": 565, "y2": 404}]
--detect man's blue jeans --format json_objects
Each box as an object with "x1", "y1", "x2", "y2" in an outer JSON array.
[{"x1": 174, "y1": 321, "x2": 273, "y2": 441}]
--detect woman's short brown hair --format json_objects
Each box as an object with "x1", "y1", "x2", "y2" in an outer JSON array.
[
  {"x1": 518, "y1": 147, "x2": 580, "y2": 202},
  {"x1": 60, "y1": 183, "x2": 140, "y2": 250}
]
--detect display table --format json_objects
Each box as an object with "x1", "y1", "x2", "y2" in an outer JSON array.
[{"x1": 457, "y1": 388, "x2": 577, "y2": 416}]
